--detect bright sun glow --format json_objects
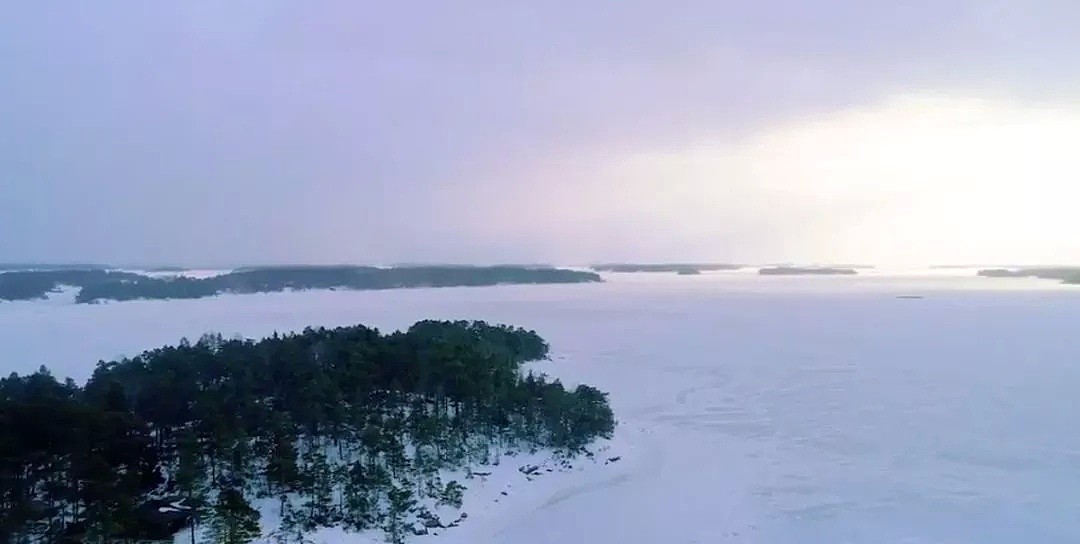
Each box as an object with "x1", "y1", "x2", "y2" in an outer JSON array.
[{"x1": 590, "y1": 94, "x2": 1080, "y2": 265}]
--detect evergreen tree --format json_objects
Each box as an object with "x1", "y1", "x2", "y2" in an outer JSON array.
[
  {"x1": 383, "y1": 484, "x2": 416, "y2": 544},
  {"x1": 299, "y1": 447, "x2": 337, "y2": 528},
  {"x1": 205, "y1": 488, "x2": 261, "y2": 544},
  {"x1": 438, "y1": 481, "x2": 465, "y2": 509}
]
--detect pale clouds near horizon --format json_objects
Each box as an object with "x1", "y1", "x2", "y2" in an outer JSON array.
[
  {"x1": 470, "y1": 94, "x2": 1080, "y2": 266},
  {"x1": 2, "y1": 1, "x2": 1079, "y2": 266}
]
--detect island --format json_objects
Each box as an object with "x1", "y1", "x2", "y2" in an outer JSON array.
[
  {"x1": 0, "y1": 320, "x2": 616, "y2": 544},
  {"x1": 0, "y1": 263, "x2": 111, "y2": 272},
  {"x1": 0, "y1": 269, "x2": 147, "y2": 301},
  {"x1": 977, "y1": 267, "x2": 1080, "y2": 283},
  {"x1": 0, "y1": 265, "x2": 602, "y2": 303},
  {"x1": 758, "y1": 266, "x2": 858, "y2": 276},
  {"x1": 977, "y1": 268, "x2": 1028, "y2": 278},
  {"x1": 825, "y1": 264, "x2": 876, "y2": 270},
  {"x1": 143, "y1": 265, "x2": 189, "y2": 273},
  {"x1": 591, "y1": 263, "x2": 742, "y2": 274}
]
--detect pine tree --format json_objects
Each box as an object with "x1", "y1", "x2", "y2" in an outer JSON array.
[
  {"x1": 176, "y1": 429, "x2": 207, "y2": 536},
  {"x1": 341, "y1": 462, "x2": 374, "y2": 532},
  {"x1": 383, "y1": 484, "x2": 416, "y2": 544},
  {"x1": 264, "y1": 432, "x2": 300, "y2": 497},
  {"x1": 205, "y1": 488, "x2": 261, "y2": 544},
  {"x1": 438, "y1": 481, "x2": 465, "y2": 509},
  {"x1": 300, "y1": 447, "x2": 337, "y2": 528}
]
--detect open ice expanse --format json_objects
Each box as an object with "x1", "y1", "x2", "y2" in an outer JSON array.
[{"x1": 3, "y1": 271, "x2": 1080, "y2": 543}]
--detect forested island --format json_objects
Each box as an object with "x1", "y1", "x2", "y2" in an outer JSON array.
[
  {"x1": 977, "y1": 268, "x2": 1031, "y2": 278},
  {"x1": 977, "y1": 267, "x2": 1080, "y2": 283},
  {"x1": 0, "y1": 266, "x2": 601, "y2": 303},
  {"x1": 0, "y1": 321, "x2": 616, "y2": 543},
  {"x1": 758, "y1": 266, "x2": 858, "y2": 276},
  {"x1": 0, "y1": 263, "x2": 111, "y2": 272},
  {"x1": 591, "y1": 263, "x2": 742, "y2": 274},
  {"x1": 0, "y1": 270, "x2": 148, "y2": 302}
]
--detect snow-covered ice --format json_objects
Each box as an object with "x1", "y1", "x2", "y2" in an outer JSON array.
[
  {"x1": 3, "y1": 271, "x2": 1080, "y2": 543},
  {"x1": 119, "y1": 268, "x2": 234, "y2": 279}
]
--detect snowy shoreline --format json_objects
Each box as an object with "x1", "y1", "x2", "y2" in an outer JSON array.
[
  {"x1": 168, "y1": 431, "x2": 639, "y2": 544},
  {"x1": 165, "y1": 351, "x2": 637, "y2": 544},
  {"x1": 428, "y1": 430, "x2": 640, "y2": 544}
]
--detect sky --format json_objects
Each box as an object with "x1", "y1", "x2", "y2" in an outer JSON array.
[{"x1": 2, "y1": 1, "x2": 1079, "y2": 267}]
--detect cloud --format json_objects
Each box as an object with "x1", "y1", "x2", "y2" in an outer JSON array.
[{"x1": 2, "y1": 2, "x2": 1079, "y2": 265}]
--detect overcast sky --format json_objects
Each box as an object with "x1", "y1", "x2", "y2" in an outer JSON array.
[{"x1": 3, "y1": 1, "x2": 1079, "y2": 266}]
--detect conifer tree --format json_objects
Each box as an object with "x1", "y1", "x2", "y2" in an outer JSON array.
[{"x1": 205, "y1": 488, "x2": 261, "y2": 544}]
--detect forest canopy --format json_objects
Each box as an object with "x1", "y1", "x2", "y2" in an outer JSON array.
[
  {"x1": 591, "y1": 263, "x2": 742, "y2": 273},
  {"x1": 0, "y1": 320, "x2": 616, "y2": 543},
  {"x1": 758, "y1": 267, "x2": 858, "y2": 276}
]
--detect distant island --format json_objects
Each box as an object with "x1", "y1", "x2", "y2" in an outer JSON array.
[
  {"x1": 977, "y1": 269, "x2": 1029, "y2": 278},
  {"x1": 758, "y1": 266, "x2": 858, "y2": 276},
  {"x1": 0, "y1": 265, "x2": 602, "y2": 303},
  {"x1": 0, "y1": 269, "x2": 147, "y2": 301},
  {"x1": 823, "y1": 264, "x2": 876, "y2": 270},
  {"x1": 591, "y1": 263, "x2": 742, "y2": 274},
  {"x1": 977, "y1": 267, "x2": 1080, "y2": 283},
  {"x1": 0, "y1": 263, "x2": 111, "y2": 271}
]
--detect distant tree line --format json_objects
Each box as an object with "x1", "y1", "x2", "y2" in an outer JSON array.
[
  {"x1": 758, "y1": 267, "x2": 857, "y2": 276},
  {"x1": 977, "y1": 267, "x2": 1080, "y2": 283},
  {"x1": 0, "y1": 266, "x2": 602, "y2": 303},
  {"x1": 591, "y1": 263, "x2": 742, "y2": 273},
  {"x1": 0, "y1": 270, "x2": 146, "y2": 301},
  {"x1": 0, "y1": 264, "x2": 111, "y2": 272},
  {"x1": 0, "y1": 320, "x2": 615, "y2": 543}
]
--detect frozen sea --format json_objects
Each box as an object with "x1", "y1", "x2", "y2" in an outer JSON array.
[{"x1": 3, "y1": 270, "x2": 1080, "y2": 543}]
